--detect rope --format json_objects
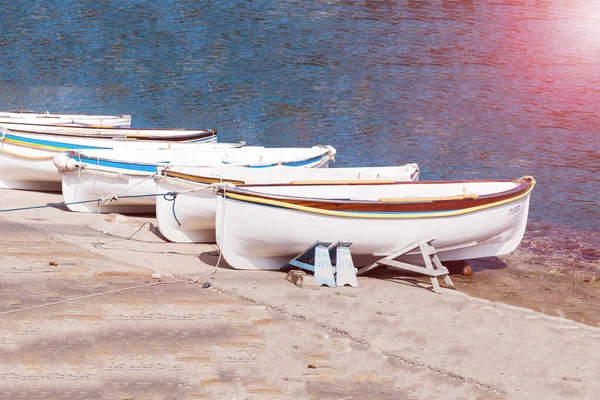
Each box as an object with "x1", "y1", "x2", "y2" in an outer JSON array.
[
  {"x1": 96, "y1": 199, "x2": 102, "y2": 245},
  {"x1": 112, "y1": 172, "x2": 159, "y2": 198},
  {"x1": 0, "y1": 192, "x2": 172, "y2": 214},
  {"x1": 160, "y1": 183, "x2": 221, "y2": 227},
  {"x1": 179, "y1": 183, "x2": 229, "y2": 286},
  {"x1": 0, "y1": 189, "x2": 220, "y2": 214},
  {"x1": 0, "y1": 261, "x2": 223, "y2": 317},
  {"x1": 101, "y1": 194, "x2": 119, "y2": 204},
  {"x1": 0, "y1": 280, "x2": 186, "y2": 317},
  {"x1": 0, "y1": 224, "x2": 226, "y2": 318},
  {"x1": 163, "y1": 192, "x2": 181, "y2": 226},
  {"x1": 76, "y1": 153, "x2": 99, "y2": 183},
  {"x1": 0, "y1": 182, "x2": 234, "y2": 313},
  {"x1": 209, "y1": 182, "x2": 235, "y2": 280},
  {"x1": 0, "y1": 205, "x2": 226, "y2": 317}
]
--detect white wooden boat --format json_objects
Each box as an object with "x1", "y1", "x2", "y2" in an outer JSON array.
[
  {"x1": 0, "y1": 122, "x2": 217, "y2": 142},
  {"x1": 155, "y1": 164, "x2": 420, "y2": 243},
  {"x1": 0, "y1": 126, "x2": 233, "y2": 191},
  {"x1": 55, "y1": 145, "x2": 337, "y2": 213},
  {"x1": 0, "y1": 110, "x2": 131, "y2": 127},
  {"x1": 214, "y1": 177, "x2": 536, "y2": 270}
]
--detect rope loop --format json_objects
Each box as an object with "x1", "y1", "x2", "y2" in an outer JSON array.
[
  {"x1": 162, "y1": 191, "x2": 181, "y2": 226},
  {"x1": 163, "y1": 191, "x2": 178, "y2": 201},
  {"x1": 101, "y1": 194, "x2": 119, "y2": 204}
]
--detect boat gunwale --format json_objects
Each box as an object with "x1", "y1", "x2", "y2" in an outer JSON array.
[
  {"x1": 66, "y1": 146, "x2": 335, "y2": 172},
  {"x1": 160, "y1": 170, "x2": 246, "y2": 185},
  {"x1": 216, "y1": 177, "x2": 536, "y2": 214},
  {"x1": 160, "y1": 163, "x2": 420, "y2": 186},
  {"x1": 161, "y1": 172, "x2": 417, "y2": 187},
  {"x1": 1, "y1": 125, "x2": 217, "y2": 141},
  {"x1": 1, "y1": 111, "x2": 131, "y2": 118}
]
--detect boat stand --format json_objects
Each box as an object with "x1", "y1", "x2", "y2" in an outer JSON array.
[
  {"x1": 357, "y1": 236, "x2": 455, "y2": 294},
  {"x1": 285, "y1": 241, "x2": 358, "y2": 288}
]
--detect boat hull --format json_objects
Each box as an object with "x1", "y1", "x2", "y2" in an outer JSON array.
[
  {"x1": 0, "y1": 143, "x2": 64, "y2": 190},
  {"x1": 215, "y1": 183, "x2": 533, "y2": 270},
  {"x1": 0, "y1": 111, "x2": 131, "y2": 127},
  {"x1": 0, "y1": 122, "x2": 216, "y2": 141},
  {"x1": 61, "y1": 170, "x2": 159, "y2": 214},
  {"x1": 58, "y1": 146, "x2": 337, "y2": 213},
  {"x1": 155, "y1": 164, "x2": 420, "y2": 243},
  {"x1": 156, "y1": 178, "x2": 219, "y2": 242},
  {"x1": 0, "y1": 130, "x2": 236, "y2": 191}
]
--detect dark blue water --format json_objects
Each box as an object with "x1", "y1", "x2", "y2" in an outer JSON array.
[{"x1": 0, "y1": 1, "x2": 598, "y2": 248}]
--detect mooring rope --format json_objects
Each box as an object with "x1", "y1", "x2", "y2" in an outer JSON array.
[
  {"x1": 0, "y1": 182, "x2": 237, "y2": 318},
  {"x1": 0, "y1": 188, "x2": 228, "y2": 317},
  {"x1": 0, "y1": 192, "x2": 176, "y2": 214},
  {"x1": 76, "y1": 153, "x2": 100, "y2": 183},
  {"x1": 160, "y1": 182, "x2": 221, "y2": 227},
  {"x1": 213, "y1": 183, "x2": 229, "y2": 272},
  {"x1": 163, "y1": 191, "x2": 181, "y2": 226},
  {"x1": 0, "y1": 280, "x2": 187, "y2": 317}
]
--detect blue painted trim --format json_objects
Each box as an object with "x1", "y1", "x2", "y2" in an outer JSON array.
[
  {"x1": 71, "y1": 156, "x2": 162, "y2": 172},
  {"x1": 71, "y1": 149, "x2": 329, "y2": 173}
]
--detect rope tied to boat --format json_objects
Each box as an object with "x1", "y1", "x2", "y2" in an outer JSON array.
[
  {"x1": 161, "y1": 182, "x2": 227, "y2": 227},
  {"x1": 317, "y1": 144, "x2": 336, "y2": 162},
  {"x1": 76, "y1": 153, "x2": 99, "y2": 183},
  {"x1": 101, "y1": 194, "x2": 119, "y2": 204},
  {"x1": 163, "y1": 191, "x2": 182, "y2": 226}
]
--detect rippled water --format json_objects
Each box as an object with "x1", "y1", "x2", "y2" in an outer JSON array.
[{"x1": 0, "y1": 1, "x2": 598, "y2": 242}]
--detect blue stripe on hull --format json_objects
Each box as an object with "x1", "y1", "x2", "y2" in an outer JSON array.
[
  {"x1": 71, "y1": 149, "x2": 329, "y2": 173},
  {"x1": 73, "y1": 156, "x2": 160, "y2": 172}
]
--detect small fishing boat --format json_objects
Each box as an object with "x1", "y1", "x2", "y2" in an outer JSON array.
[
  {"x1": 0, "y1": 122, "x2": 217, "y2": 142},
  {"x1": 214, "y1": 176, "x2": 536, "y2": 270},
  {"x1": 0, "y1": 110, "x2": 131, "y2": 127},
  {"x1": 55, "y1": 145, "x2": 337, "y2": 213},
  {"x1": 155, "y1": 163, "x2": 421, "y2": 243},
  {"x1": 0, "y1": 126, "x2": 222, "y2": 191}
]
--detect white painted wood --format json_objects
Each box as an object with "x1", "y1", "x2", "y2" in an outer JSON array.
[
  {"x1": 57, "y1": 146, "x2": 337, "y2": 213},
  {"x1": 155, "y1": 163, "x2": 420, "y2": 243},
  {"x1": 215, "y1": 180, "x2": 533, "y2": 270},
  {"x1": 70, "y1": 145, "x2": 336, "y2": 168},
  {"x1": 0, "y1": 111, "x2": 131, "y2": 127},
  {"x1": 0, "y1": 122, "x2": 214, "y2": 139},
  {"x1": 0, "y1": 128, "x2": 241, "y2": 191}
]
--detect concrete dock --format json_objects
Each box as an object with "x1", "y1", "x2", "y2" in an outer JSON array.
[{"x1": 0, "y1": 189, "x2": 598, "y2": 399}]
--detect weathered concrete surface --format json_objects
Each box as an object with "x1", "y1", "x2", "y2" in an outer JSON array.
[{"x1": 0, "y1": 189, "x2": 599, "y2": 399}]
